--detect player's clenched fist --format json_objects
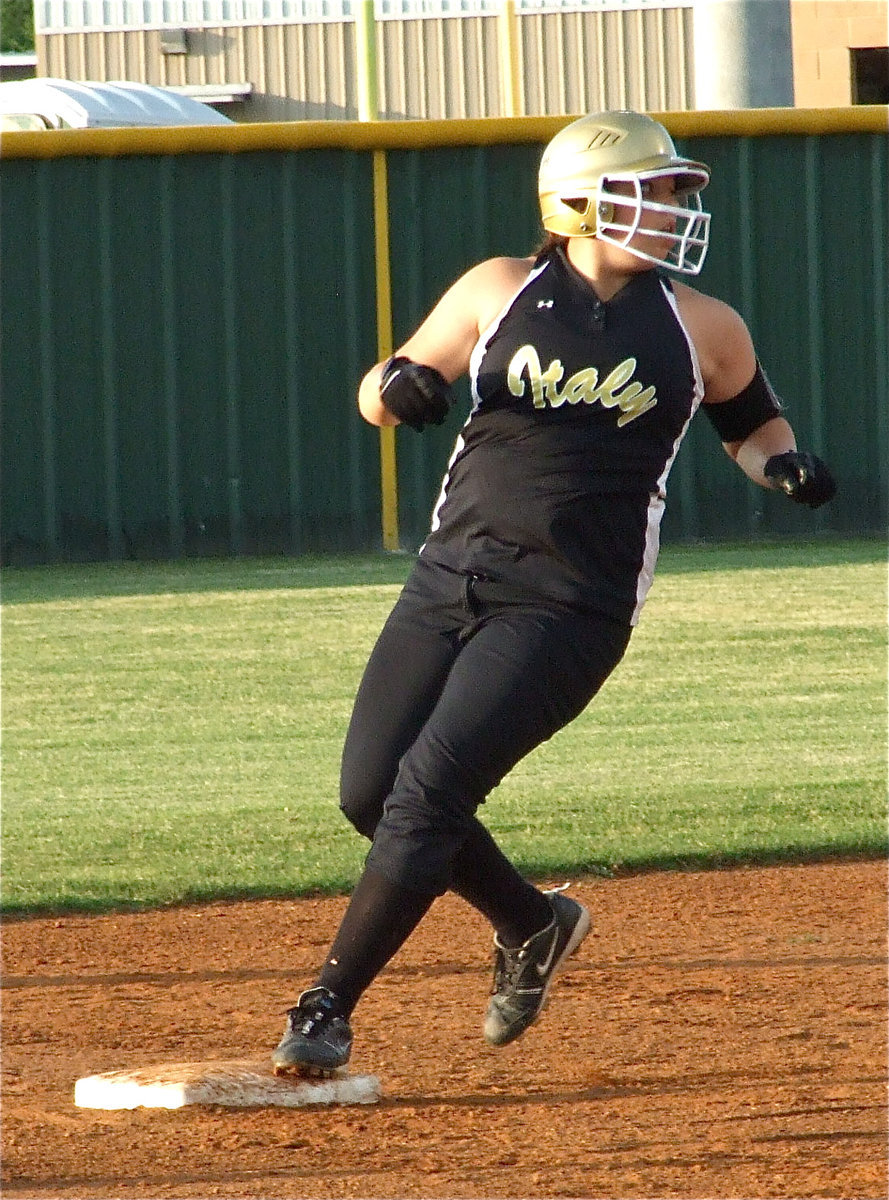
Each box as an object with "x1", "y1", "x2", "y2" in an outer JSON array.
[
  {"x1": 380, "y1": 356, "x2": 453, "y2": 432},
  {"x1": 764, "y1": 451, "x2": 837, "y2": 509}
]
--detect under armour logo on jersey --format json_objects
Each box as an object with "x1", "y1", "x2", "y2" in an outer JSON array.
[
  {"x1": 536, "y1": 299, "x2": 554, "y2": 309},
  {"x1": 507, "y1": 343, "x2": 658, "y2": 426}
]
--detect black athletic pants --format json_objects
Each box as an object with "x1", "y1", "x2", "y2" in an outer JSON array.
[{"x1": 339, "y1": 555, "x2": 632, "y2": 910}]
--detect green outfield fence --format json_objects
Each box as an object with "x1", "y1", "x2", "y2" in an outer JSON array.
[{"x1": 1, "y1": 107, "x2": 887, "y2": 564}]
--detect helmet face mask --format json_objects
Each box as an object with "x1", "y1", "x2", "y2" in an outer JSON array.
[
  {"x1": 539, "y1": 112, "x2": 712, "y2": 276},
  {"x1": 594, "y1": 168, "x2": 711, "y2": 274}
]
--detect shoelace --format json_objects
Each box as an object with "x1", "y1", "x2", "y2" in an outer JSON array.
[
  {"x1": 291, "y1": 1001, "x2": 334, "y2": 1036},
  {"x1": 493, "y1": 924, "x2": 557, "y2": 990},
  {"x1": 495, "y1": 948, "x2": 530, "y2": 990}
]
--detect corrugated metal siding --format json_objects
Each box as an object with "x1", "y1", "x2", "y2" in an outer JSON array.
[
  {"x1": 39, "y1": 6, "x2": 693, "y2": 120},
  {"x1": 377, "y1": 16, "x2": 502, "y2": 119},
  {"x1": 34, "y1": 0, "x2": 695, "y2": 28},
  {"x1": 1, "y1": 116, "x2": 886, "y2": 564},
  {"x1": 39, "y1": 25, "x2": 358, "y2": 120},
  {"x1": 521, "y1": 5, "x2": 691, "y2": 114},
  {"x1": 0, "y1": 147, "x2": 381, "y2": 561},
  {"x1": 657, "y1": 129, "x2": 889, "y2": 543}
]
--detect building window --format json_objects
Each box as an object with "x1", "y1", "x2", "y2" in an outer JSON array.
[{"x1": 851, "y1": 47, "x2": 889, "y2": 104}]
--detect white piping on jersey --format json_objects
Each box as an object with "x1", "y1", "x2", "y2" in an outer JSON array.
[
  {"x1": 425, "y1": 259, "x2": 551, "y2": 538},
  {"x1": 423, "y1": 263, "x2": 705, "y2": 626},
  {"x1": 631, "y1": 279, "x2": 706, "y2": 625}
]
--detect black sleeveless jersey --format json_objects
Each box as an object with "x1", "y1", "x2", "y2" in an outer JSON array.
[{"x1": 420, "y1": 247, "x2": 704, "y2": 624}]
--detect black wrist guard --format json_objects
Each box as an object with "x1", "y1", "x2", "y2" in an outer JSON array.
[
  {"x1": 764, "y1": 451, "x2": 837, "y2": 509},
  {"x1": 380, "y1": 356, "x2": 453, "y2": 432},
  {"x1": 703, "y1": 362, "x2": 784, "y2": 443}
]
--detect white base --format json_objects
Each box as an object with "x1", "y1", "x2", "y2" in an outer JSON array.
[{"x1": 74, "y1": 1058, "x2": 382, "y2": 1110}]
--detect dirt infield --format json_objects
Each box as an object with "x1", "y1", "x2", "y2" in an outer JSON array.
[{"x1": 3, "y1": 859, "x2": 887, "y2": 1199}]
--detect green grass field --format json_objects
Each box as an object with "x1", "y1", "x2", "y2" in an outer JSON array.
[{"x1": 2, "y1": 537, "x2": 886, "y2": 916}]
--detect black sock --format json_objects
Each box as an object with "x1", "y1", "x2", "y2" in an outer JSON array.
[
  {"x1": 318, "y1": 866, "x2": 434, "y2": 1016},
  {"x1": 450, "y1": 820, "x2": 552, "y2": 948}
]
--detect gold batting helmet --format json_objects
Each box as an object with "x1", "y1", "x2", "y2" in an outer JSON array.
[{"x1": 538, "y1": 111, "x2": 712, "y2": 274}]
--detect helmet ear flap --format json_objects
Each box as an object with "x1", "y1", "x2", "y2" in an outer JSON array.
[{"x1": 557, "y1": 195, "x2": 613, "y2": 235}]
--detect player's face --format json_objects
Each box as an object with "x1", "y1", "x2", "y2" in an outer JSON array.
[
  {"x1": 591, "y1": 168, "x2": 710, "y2": 275},
  {"x1": 606, "y1": 175, "x2": 679, "y2": 242}
]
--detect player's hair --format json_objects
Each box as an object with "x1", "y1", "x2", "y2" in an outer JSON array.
[{"x1": 533, "y1": 231, "x2": 569, "y2": 263}]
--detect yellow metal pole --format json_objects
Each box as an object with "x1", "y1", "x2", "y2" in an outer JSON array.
[
  {"x1": 356, "y1": 0, "x2": 400, "y2": 550},
  {"x1": 498, "y1": 0, "x2": 522, "y2": 118},
  {"x1": 372, "y1": 151, "x2": 400, "y2": 551},
  {"x1": 354, "y1": 0, "x2": 379, "y2": 123}
]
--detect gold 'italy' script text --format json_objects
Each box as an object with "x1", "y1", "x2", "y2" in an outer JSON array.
[{"x1": 507, "y1": 344, "x2": 658, "y2": 426}]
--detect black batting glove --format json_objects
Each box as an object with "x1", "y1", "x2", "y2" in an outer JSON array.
[
  {"x1": 764, "y1": 451, "x2": 836, "y2": 509},
  {"x1": 380, "y1": 356, "x2": 452, "y2": 432}
]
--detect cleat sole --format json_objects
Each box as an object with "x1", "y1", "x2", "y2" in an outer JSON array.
[{"x1": 273, "y1": 1062, "x2": 337, "y2": 1080}]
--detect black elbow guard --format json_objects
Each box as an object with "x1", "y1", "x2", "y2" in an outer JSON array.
[
  {"x1": 380, "y1": 356, "x2": 453, "y2": 432},
  {"x1": 703, "y1": 362, "x2": 784, "y2": 443}
]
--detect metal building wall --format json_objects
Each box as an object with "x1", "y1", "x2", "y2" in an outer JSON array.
[
  {"x1": 37, "y1": 5, "x2": 693, "y2": 121},
  {"x1": 37, "y1": 24, "x2": 357, "y2": 121},
  {"x1": 1, "y1": 110, "x2": 886, "y2": 566},
  {"x1": 519, "y1": 5, "x2": 692, "y2": 114}
]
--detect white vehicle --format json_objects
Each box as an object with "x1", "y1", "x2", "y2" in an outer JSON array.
[{"x1": 0, "y1": 77, "x2": 233, "y2": 130}]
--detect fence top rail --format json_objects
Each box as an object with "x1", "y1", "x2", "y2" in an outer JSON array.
[{"x1": 2, "y1": 106, "x2": 886, "y2": 160}]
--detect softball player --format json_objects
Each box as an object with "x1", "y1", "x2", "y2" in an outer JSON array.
[{"x1": 272, "y1": 110, "x2": 836, "y2": 1076}]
